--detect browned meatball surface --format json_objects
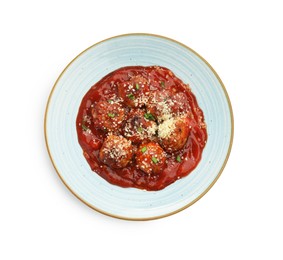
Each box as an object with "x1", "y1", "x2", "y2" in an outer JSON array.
[
  {"x1": 146, "y1": 90, "x2": 173, "y2": 121},
  {"x1": 99, "y1": 135, "x2": 133, "y2": 169},
  {"x1": 171, "y1": 92, "x2": 191, "y2": 115},
  {"x1": 122, "y1": 109, "x2": 157, "y2": 144},
  {"x1": 135, "y1": 142, "x2": 166, "y2": 175},
  {"x1": 117, "y1": 75, "x2": 150, "y2": 108},
  {"x1": 91, "y1": 100, "x2": 125, "y2": 132},
  {"x1": 158, "y1": 117, "x2": 191, "y2": 152}
]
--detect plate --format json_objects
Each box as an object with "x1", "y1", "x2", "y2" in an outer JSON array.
[{"x1": 45, "y1": 33, "x2": 233, "y2": 220}]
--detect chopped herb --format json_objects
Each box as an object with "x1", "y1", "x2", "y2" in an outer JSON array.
[
  {"x1": 152, "y1": 156, "x2": 158, "y2": 164},
  {"x1": 137, "y1": 126, "x2": 143, "y2": 132},
  {"x1": 108, "y1": 99, "x2": 114, "y2": 104},
  {"x1": 108, "y1": 113, "x2": 115, "y2": 118},
  {"x1": 144, "y1": 113, "x2": 155, "y2": 121},
  {"x1": 82, "y1": 124, "x2": 88, "y2": 131},
  {"x1": 135, "y1": 83, "x2": 140, "y2": 90},
  {"x1": 141, "y1": 147, "x2": 147, "y2": 153},
  {"x1": 161, "y1": 81, "x2": 165, "y2": 88},
  {"x1": 127, "y1": 93, "x2": 135, "y2": 100},
  {"x1": 176, "y1": 155, "x2": 182, "y2": 162}
]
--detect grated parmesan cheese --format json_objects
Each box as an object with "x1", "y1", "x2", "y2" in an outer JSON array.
[
  {"x1": 103, "y1": 135, "x2": 132, "y2": 159},
  {"x1": 158, "y1": 117, "x2": 176, "y2": 139},
  {"x1": 146, "y1": 124, "x2": 157, "y2": 136},
  {"x1": 133, "y1": 93, "x2": 149, "y2": 107},
  {"x1": 148, "y1": 91, "x2": 176, "y2": 122},
  {"x1": 107, "y1": 95, "x2": 123, "y2": 105}
]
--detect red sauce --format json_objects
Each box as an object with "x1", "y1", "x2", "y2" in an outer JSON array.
[{"x1": 76, "y1": 66, "x2": 207, "y2": 191}]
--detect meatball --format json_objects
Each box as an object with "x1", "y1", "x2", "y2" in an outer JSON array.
[
  {"x1": 146, "y1": 90, "x2": 174, "y2": 121},
  {"x1": 118, "y1": 75, "x2": 150, "y2": 108},
  {"x1": 99, "y1": 135, "x2": 133, "y2": 169},
  {"x1": 147, "y1": 91, "x2": 192, "y2": 122},
  {"x1": 171, "y1": 92, "x2": 190, "y2": 115},
  {"x1": 136, "y1": 142, "x2": 166, "y2": 175},
  {"x1": 158, "y1": 117, "x2": 190, "y2": 152},
  {"x1": 91, "y1": 100, "x2": 125, "y2": 132},
  {"x1": 122, "y1": 109, "x2": 157, "y2": 144}
]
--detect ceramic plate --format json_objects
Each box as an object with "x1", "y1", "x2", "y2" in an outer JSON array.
[{"x1": 45, "y1": 34, "x2": 233, "y2": 220}]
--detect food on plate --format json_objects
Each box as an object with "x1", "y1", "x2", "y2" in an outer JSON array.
[
  {"x1": 99, "y1": 135, "x2": 134, "y2": 169},
  {"x1": 158, "y1": 116, "x2": 191, "y2": 153},
  {"x1": 91, "y1": 100, "x2": 125, "y2": 132},
  {"x1": 122, "y1": 109, "x2": 157, "y2": 144},
  {"x1": 135, "y1": 142, "x2": 166, "y2": 175},
  {"x1": 76, "y1": 66, "x2": 207, "y2": 190}
]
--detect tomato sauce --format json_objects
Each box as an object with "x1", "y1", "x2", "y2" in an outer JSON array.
[{"x1": 76, "y1": 66, "x2": 207, "y2": 191}]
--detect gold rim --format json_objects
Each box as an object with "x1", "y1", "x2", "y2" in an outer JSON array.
[{"x1": 44, "y1": 33, "x2": 234, "y2": 221}]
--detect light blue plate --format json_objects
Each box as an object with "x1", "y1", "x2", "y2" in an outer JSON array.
[{"x1": 45, "y1": 34, "x2": 233, "y2": 220}]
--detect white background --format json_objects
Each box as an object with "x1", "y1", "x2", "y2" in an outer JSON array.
[{"x1": 1, "y1": 0, "x2": 282, "y2": 259}]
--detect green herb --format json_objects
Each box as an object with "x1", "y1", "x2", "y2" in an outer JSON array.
[
  {"x1": 82, "y1": 124, "x2": 88, "y2": 131},
  {"x1": 135, "y1": 83, "x2": 140, "y2": 90},
  {"x1": 160, "y1": 81, "x2": 165, "y2": 88},
  {"x1": 176, "y1": 155, "x2": 182, "y2": 162},
  {"x1": 127, "y1": 93, "x2": 135, "y2": 100},
  {"x1": 144, "y1": 113, "x2": 155, "y2": 121},
  {"x1": 108, "y1": 99, "x2": 114, "y2": 104},
  {"x1": 108, "y1": 113, "x2": 115, "y2": 118},
  {"x1": 152, "y1": 156, "x2": 158, "y2": 164},
  {"x1": 141, "y1": 147, "x2": 147, "y2": 153},
  {"x1": 137, "y1": 126, "x2": 143, "y2": 132}
]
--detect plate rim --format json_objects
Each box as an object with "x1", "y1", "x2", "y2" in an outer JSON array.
[{"x1": 44, "y1": 33, "x2": 234, "y2": 221}]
